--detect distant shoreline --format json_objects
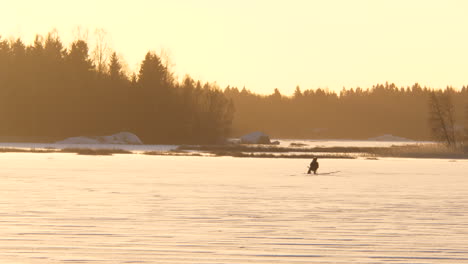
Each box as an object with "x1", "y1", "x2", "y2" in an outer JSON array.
[
  {"x1": 0, "y1": 136, "x2": 63, "y2": 143},
  {"x1": 1, "y1": 143, "x2": 467, "y2": 159}
]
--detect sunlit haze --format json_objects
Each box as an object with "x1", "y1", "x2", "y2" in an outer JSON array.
[
  {"x1": 2, "y1": 0, "x2": 468, "y2": 95},
  {"x1": 2, "y1": 1, "x2": 468, "y2": 262}
]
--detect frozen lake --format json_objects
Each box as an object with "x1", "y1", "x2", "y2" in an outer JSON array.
[{"x1": 1, "y1": 153, "x2": 467, "y2": 263}]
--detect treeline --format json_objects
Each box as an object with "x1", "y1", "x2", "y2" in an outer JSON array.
[
  {"x1": 225, "y1": 83, "x2": 468, "y2": 140},
  {"x1": 0, "y1": 33, "x2": 234, "y2": 144},
  {"x1": 1, "y1": 32, "x2": 467, "y2": 144}
]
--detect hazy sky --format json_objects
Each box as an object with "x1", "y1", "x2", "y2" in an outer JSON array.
[{"x1": 2, "y1": 0, "x2": 468, "y2": 95}]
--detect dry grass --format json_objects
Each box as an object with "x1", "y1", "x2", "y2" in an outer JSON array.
[
  {"x1": 143, "y1": 150, "x2": 204, "y2": 157},
  {"x1": 178, "y1": 143, "x2": 468, "y2": 159},
  {"x1": 289, "y1": 142, "x2": 309, "y2": 147},
  {"x1": 177, "y1": 145, "x2": 357, "y2": 159},
  {"x1": 369, "y1": 144, "x2": 468, "y2": 159},
  {"x1": 177, "y1": 144, "x2": 385, "y2": 153},
  {"x1": 211, "y1": 151, "x2": 354, "y2": 159},
  {"x1": 60, "y1": 148, "x2": 132, "y2": 156},
  {"x1": 0, "y1": 147, "x2": 57, "y2": 153},
  {"x1": 0, "y1": 147, "x2": 133, "y2": 155},
  {"x1": 1, "y1": 143, "x2": 467, "y2": 159}
]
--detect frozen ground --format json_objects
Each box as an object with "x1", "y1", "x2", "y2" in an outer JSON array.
[{"x1": 1, "y1": 153, "x2": 467, "y2": 263}]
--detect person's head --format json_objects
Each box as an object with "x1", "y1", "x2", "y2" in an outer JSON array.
[{"x1": 313, "y1": 157, "x2": 317, "y2": 161}]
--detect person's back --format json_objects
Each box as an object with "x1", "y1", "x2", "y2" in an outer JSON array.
[{"x1": 308, "y1": 157, "x2": 319, "y2": 174}]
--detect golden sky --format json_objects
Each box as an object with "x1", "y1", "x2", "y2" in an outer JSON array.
[{"x1": 2, "y1": 0, "x2": 468, "y2": 94}]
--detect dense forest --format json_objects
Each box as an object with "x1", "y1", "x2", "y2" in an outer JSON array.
[
  {"x1": 0, "y1": 33, "x2": 234, "y2": 144},
  {"x1": 226, "y1": 84, "x2": 468, "y2": 141},
  {"x1": 1, "y1": 32, "x2": 467, "y2": 143}
]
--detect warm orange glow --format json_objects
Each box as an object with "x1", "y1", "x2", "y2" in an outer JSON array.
[{"x1": 2, "y1": 0, "x2": 468, "y2": 94}]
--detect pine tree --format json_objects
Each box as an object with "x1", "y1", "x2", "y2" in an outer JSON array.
[
  {"x1": 138, "y1": 51, "x2": 167, "y2": 90},
  {"x1": 293, "y1": 86, "x2": 302, "y2": 99},
  {"x1": 67, "y1": 40, "x2": 93, "y2": 73},
  {"x1": 108, "y1": 52, "x2": 123, "y2": 81}
]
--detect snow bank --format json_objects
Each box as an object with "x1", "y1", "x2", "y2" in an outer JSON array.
[
  {"x1": 100, "y1": 132, "x2": 143, "y2": 144},
  {"x1": 56, "y1": 132, "x2": 143, "y2": 145},
  {"x1": 368, "y1": 134, "x2": 413, "y2": 142},
  {"x1": 240, "y1": 131, "x2": 271, "y2": 144}
]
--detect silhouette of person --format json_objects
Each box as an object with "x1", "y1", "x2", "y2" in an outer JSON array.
[{"x1": 308, "y1": 157, "x2": 319, "y2": 174}]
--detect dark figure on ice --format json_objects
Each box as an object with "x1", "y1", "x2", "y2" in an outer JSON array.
[{"x1": 308, "y1": 157, "x2": 319, "y2": 174}]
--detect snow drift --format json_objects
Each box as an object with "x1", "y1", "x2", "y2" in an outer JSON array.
[{"x1": 56, "y1": 132, "x2": 143, "y2": 145}]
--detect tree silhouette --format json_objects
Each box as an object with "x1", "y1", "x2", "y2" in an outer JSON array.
[
  {"x1": 429, "y1": 91, "x2": 457, "y2": 147},
  {"x1": 0, "y1": 33, "x2": 235, "y2": 144},
  {"x1": 2, "y1": 32, "x2": 468, "y2": 144},
  {"x1": 108, "y1": 52, "x2": 124, "y2": 81},
  {"x1": 226, "y1": 83, "x2": 466, "y2": 141},
  {"x1": 138, "y1": 51, "x2": 168, "y2": 90}
]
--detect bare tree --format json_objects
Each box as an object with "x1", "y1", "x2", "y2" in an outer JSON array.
[
  {"x1": 92, "y1": 28, "x2": 110, "y2": 75},
  {"x1": 429, "y1": 91, "x2": 457, "y2": 147},
  {"x1": 72, "y1": 26, "x2": 89, "y2": 42},
  {"x1": 159, "y1": 48, "x2": 175, "y2": 85}
]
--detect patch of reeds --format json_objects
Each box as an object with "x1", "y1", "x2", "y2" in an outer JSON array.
[
  {"x1": 289, "y1": 142, "x2": 309, "y2": 147},
  {"x1": 2, "y1": 143, "x2": 467, "y2": 159},
  {"x1": 0, "y1": 147, "x2": 57, "y2": 153},
  {"x1": 368, "y1": 144, "x2": 468, "y2": 159},
  {"x1": 177, "y1": 144, "x2": 386, "y2": 153},
  {"x1": 178, "y1": 143, "x2": 468, "y2": 159},
  {"x1": 210, "y1": 151, "x2": 354, "y2": 159},
  {"x1": 60, "y1": 148, "x2": 132, "y2": 156},
  {"x1": 143, "y1": 150, "x2": 203, "y2": 157},
  {"x1": 0, "y1": 147, "x2": 133, "y2": 156}
]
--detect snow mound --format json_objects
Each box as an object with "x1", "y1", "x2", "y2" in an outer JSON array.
[
  {"x1": 100, "y1": 132, "x2": 143, "y2": 144},
  {"x1": 56, "y1": 132, "x2": 143, "y2": 145},
  {"x1": 368, "y1": 134, "x2": 413, "y2": 142},
  {"x1": 240, "y1": 131, "x2": 271, "y2": 144}
]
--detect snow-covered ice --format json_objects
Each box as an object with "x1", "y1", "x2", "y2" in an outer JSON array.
[
  {"x1": 0, "y1": 153, "x2": 467, "y2": 263},
  {"x1": 367, "y1": 134, "x2": 413, "y2": 142},
  {"x1": 274, "y1": 139, "x2": 428, "y2": 148}
]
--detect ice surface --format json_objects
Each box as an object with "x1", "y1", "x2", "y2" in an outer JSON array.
[
  {"x1": 0, "y1": 153, "x2": 467, "y2": 263},
  {"x1": 367, "y1": 134, "x2": 413, "y2": 142},
  {"x1": 274, "y1": 139, "x2": 428, "y2": 148}
]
